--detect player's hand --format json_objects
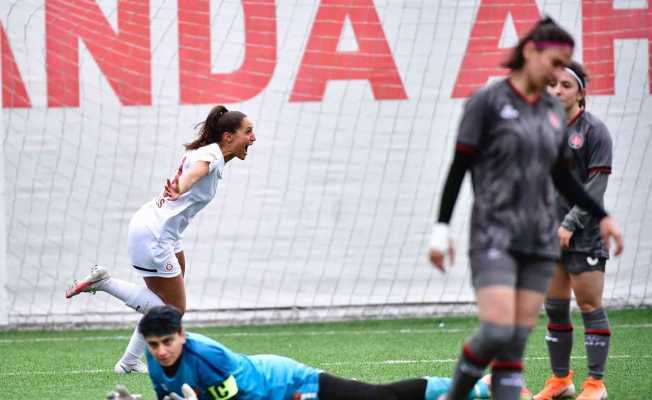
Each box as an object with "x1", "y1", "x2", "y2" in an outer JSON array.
[
  {"x1": 163, "y1": 384, "x2": 198, "y2": 400},
  {"x1": 428, "y1": 223, "x2": 455, "y2": 272},
  {"x1": 558, "y1": 226, "x2": 573, "y2": 249},
  {"x1": 106, "y1": 384, "x2": 143, "y2": 400},
  {"x1": 164, "y1": 178, "x2": 181, "y2": 201},
  {"x1": 599, "y1": 216, "x2": 624, "y2": 256}
]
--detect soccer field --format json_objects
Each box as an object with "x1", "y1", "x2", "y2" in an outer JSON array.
[{"x1": 1, "y1": 308, "x2": 650, "y2": 399}]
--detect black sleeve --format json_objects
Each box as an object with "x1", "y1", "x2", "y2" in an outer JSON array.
[
  {"x1": 551, "y1": 161, "x2": 608, "y2": 221},
  {"x1": 437, "y1": 149, "x2": 474, "y2": 223}
]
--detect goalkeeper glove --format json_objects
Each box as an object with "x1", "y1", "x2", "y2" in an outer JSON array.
[
  {"x1": 106, "y1": 384, "x2": 142, "y2": 400},
  {"x1": 163, "y1": 384, "x2": 198, "y2": 400}
]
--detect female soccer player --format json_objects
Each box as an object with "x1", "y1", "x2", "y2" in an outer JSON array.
[
  {"x1": 533, "y1": 62, "x2": 613, "y2": 400},
  {"x1": 66, "y1": 105, "x2": 256, "y2": 374},
  {"x1": 427, "y1": 18, "x2": 623, "y2": 400}
]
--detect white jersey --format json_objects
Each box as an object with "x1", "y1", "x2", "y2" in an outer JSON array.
[{"x1": 135, "y1": 143, "x2": 225, "y2": 245}]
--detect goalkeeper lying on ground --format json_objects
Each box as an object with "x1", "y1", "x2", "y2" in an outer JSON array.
[{"x1": 108, "y1": 305, "x2": 491, "y2": 400}]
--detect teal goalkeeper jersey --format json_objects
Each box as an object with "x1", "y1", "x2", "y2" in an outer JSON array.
[{"x1": 146, "y1": 332, "x2": 320, "y2": 400}]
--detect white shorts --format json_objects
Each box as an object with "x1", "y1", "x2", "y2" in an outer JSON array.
[{"x1": 127, "y1": 217, "x2": 183, "y2": 278}]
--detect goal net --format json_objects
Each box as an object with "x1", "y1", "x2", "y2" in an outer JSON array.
[{"x1": 2, "y1": 0, "x2": 651, "y2": 327}]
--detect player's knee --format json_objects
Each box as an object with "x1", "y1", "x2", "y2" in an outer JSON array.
[
  {"x1": 576, "y1": 298, "x2": 601, "y2": 313},
  {"x1": 172, "y1": 302, "x2": 186, "y2": 314},
  {"x1": 473, "y1": 322, "x2": 515, "y2": 353},
  {"x1": 545, "y1": 298, "x2": 571, "y2": 321},
  {"x1": 160, "y1": 296, "x2": 186, "y2": 314}
]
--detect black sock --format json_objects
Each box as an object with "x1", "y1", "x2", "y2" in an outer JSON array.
[
  {"x1": 446, "y1": 322, "x2": 514, "y2": 399},
  {"x1": 545, "y1": 298, "x2": 573, "y2": 377},
  {"x1": 582, "y1": 308, "x2": 611, "y2": 379},
  {"x1": 491, "y1": 325, "x2": 530, "y2": 400}
]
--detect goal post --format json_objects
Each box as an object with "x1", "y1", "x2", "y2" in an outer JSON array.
[{"x1": 0, "y1": 81, "x2": 6, "y2": 327}]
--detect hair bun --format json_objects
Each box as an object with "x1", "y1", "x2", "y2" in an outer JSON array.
[{"x1": 215, "y1": 105, "x2": 229, "y2": 117}]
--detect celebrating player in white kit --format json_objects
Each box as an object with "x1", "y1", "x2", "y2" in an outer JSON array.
[{"x1": 66, "y1": 105, "x2": 256, "y2": 373}]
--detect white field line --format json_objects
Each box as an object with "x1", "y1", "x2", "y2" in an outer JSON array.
[
  {"x1": 320, "y1": 354, "x2": 652, "y2": 367},
  {"x1": 2, "y1": 354, "x2": 650, "y2": 377},
  {"x1": 1, "y1": 323, "x2": 650, "y2": 344}
]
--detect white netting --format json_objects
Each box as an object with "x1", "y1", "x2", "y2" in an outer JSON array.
[{"x1": 2, "y1": 0, "x2": 651, "y2": 328}]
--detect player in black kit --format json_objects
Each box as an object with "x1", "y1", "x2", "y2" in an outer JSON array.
[
  {"x1": 534, "y1": 61, "x2": 613, "y2": 400},
  {"x1": 427, "y1": 18, "x2": 624, "y2": 400}
]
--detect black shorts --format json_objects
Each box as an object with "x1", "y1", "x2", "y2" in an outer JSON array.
[
  {"x1": 469, "y1": 249, "x2": 555, "y2": 293},
  {"x1": 561, "y1": 251, "x2": 606, "y2": 275}
]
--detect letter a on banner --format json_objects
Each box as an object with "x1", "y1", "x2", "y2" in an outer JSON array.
[
  {"x1": 452, "y1": 0, "x2": 540, "y2": 98},
  {"x1": 290, "y1": 0, "x2": 407, "y2": 102}
]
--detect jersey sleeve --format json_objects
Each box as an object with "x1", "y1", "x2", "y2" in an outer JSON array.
[
  {"x1": 456, "y1": 90, "x2": 489, "y2": 150},
  {"x1": 191, "y1": 346, "x2": 240, "y2": 400},
  {"x1": 194, "y1": 144, "x2": 221, "y2": 163},
  {"x1": 587, "y1": 120, "x2": 613, "y2": 174}
]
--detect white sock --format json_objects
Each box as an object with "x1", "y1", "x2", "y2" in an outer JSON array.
[
  {"x1": 97, "y1": 278, "x2": 164, "y2": 314},
  {"x1": 120, "y1": 324, "x2": 147, "y2": 365},
  {"x1": 124, "y1": 286, "x2": 165, "y2": 314}
]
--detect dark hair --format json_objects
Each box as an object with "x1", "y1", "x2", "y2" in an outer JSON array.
[
  {"x1": 185, "y1": 105, "x2": 247, "y2": 150},
  {"x1": 565, "y1": 60, "x2": 589, "y2": 109},
  {"x1": 502, "y1": 16, "x2": 575, "y2": 71},
  {"x1": 138, "y1": 305, "x2": 183, "y2": 337}
]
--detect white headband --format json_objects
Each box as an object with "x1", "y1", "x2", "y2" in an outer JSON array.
[{"x1": 564, "y1": 67, "x2": 585, "y2": 91}]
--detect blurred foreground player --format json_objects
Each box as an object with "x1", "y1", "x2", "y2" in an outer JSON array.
[{"x1": 427, "y1": 17, "x2": 623, "y2": 400}]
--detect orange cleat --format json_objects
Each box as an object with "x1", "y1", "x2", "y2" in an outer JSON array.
[
  {"x1": 576, "y1": 376, "x2": 607, "y2": 400},
  {"x1": 533, "y1": 371, "x2": 576, "y2": 400}
]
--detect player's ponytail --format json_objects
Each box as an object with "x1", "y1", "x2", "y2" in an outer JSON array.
[
  {"x1": 185, "y1": 105, "x2": 247, "y2": 150},
  {"x1": 502, "y1": 16, "x2": 575, "y2": 71}
]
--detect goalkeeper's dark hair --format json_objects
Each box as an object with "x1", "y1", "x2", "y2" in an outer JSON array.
[
  {"x1": 502, "y1": 16, "x2": 575, "y2": 71},
  {"x1": 185, "y1": 105, "x2": 247, "y2": 150},
  {"x1": 139, "y1": 305, "x2": 183, "y2": 337}
]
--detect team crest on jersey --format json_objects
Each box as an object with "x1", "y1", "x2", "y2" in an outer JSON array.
[
  {"x1": 548, "y1": 111, "x2": 560, "y2": 129},
  {"x1": 500, "y1": 104, "x2": 519, "y2": 119},
  {"x1": 569, "y1": 132, "x2": 584, "y2": 149},
  {"x1": 165, "y1": 262, "x2": 174, "y2": 272}
]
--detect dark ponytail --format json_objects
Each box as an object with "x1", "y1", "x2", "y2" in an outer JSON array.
[
  {"x1": 185, "y1": 105, "x2": 247, "y2": 150},
  {"x1": 502, "y1": 16, "x2": 575, "y2": 71}
]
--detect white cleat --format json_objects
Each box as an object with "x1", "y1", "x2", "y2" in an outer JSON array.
[
  {"x1": 114, "y1": 359, "x2": 148, "y2": 374},
  {"x1": 65, "y1": 265, "x2": 110, "y2": 298}
]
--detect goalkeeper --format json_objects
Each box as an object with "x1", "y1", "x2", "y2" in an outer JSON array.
[{"x1": 111, "y1": 305, "x2": 491, "y2": 400}]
